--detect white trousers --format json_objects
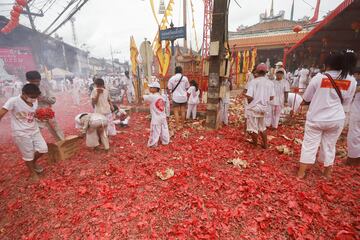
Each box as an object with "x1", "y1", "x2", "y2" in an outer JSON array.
[
  {"x1": 105, "y1": 113, "x2": 117, "y2": 136},
  {"x1": 269, "y1": 105, "x2": 282, "y2": 129},
  {"x1": 86, "y1": 128, "x2": 109, "y2": 150},
  {"x1": 187, "y1": 104, "x2": 198, "y2": 120},
  {"x1": 220, "y1": 100, "x2": 229, "y2": 125},
  {"x1": 300, "y1": 120, "x2": 345, "y2": 167},
  {"x1": 148, "y1": 123, "x2": 170, "y2": 147},
  {"x1": 347, "y1": 116, "x2": 360, "y2": 158}
]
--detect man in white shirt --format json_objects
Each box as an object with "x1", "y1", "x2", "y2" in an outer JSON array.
[
  {"x1": 245, "y1": 63, "x2": 275, "y2": 149},
  {"x1": 26, "y1": 71, "x2": 65, "y2": 141},
  {"x1": 0, "y1": 84, "x2": 48, "y2": 181},
  {"x1": 168, "y1": 66, "x2": 190, "y2": 130}
]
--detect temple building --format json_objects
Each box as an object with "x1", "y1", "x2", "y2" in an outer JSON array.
[{"x1": 229, "y1": 0, "x2": 319, "y2": 69}]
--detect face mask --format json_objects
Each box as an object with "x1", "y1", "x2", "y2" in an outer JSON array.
[{"x1": 26, "y1": 97, "x2": 37, "y2": 103}]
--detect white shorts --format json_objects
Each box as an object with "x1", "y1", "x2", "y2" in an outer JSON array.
[
  {"x1": 14, "y1": 131, "x2": 48, "y2": 161},
  {"x1": 247, "y1": 116, "x2": 266, "y2": 134}
]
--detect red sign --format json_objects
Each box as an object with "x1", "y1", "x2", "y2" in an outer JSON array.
[
  {"x1": 320, "y1": 78, "x2": 351, "y2": 91},
  {"x1": 0, "y1": 47, "x2": 37, "y2": 81}
]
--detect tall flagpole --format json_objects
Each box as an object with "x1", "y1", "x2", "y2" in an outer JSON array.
[{"x1": 183, "y1": 0, "x2": 188, "y2": 50}]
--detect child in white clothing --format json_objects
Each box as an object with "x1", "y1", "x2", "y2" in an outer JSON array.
[
  {"x1": 143, "y1": 82, "x2": 170, "y2": 147},
  {"x1": 0, "y1": 84, "x2": 48, "y2": 181},
  {"x1": 268, "y1": 68, "x2": 290, "y2": 129},
  {"x1": 186, "y1": 80, "x2": 200, "y2": 120},
  {"x1": 219, "y1": 78, "x2": 232, "y2": 125}
]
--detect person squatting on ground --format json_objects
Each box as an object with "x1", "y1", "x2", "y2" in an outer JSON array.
[
  {"x1": 0, "y1": 84, "x2": 48, "y2": 181},
  {"x1": 347, "y1": 67, "x2": 360, "y2": 166},
  {"x1": 26, "y1": 71, "x2": 65, "y2": 141},
  {"x1": 219, "y1": 77, "x2": 232, "y2": 126},
  {"x1": 186, "y1": 80, "x2": 200, "y2": 120},
  {"x1": 143, "y1": 82, "x2": 170, "y2": 148},
  {"x1": 90, "y1": 78, "x2": 117, "y2": 136},
  {"x1": 245, "y1": 63, "x2": 275, "y2": 149},
  {"x1": 298, "y1": 50, "x2": 358, "y2": 179},
  {"x1": 75, "y1": 112, "x2": 110, "y2": 151},
  {"x1": 168, "y1": 66, "x2": 190, "y2": 130},
  {"x1": 267, "y1": 68, "x2": 290, "y2": 129}
]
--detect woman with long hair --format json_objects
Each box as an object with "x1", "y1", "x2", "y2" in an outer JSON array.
[{"x1": 297, "y1": 50, "x2": 358, "y2": 179}]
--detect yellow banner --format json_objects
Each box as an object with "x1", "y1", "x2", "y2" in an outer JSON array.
[{"x1": 130, "y1": 36, "x2": 139, "y2": 76}]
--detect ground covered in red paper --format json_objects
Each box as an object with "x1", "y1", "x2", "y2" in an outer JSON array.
[{"x1": 0, "y1": 93, "x2": 359, "y2": 240}]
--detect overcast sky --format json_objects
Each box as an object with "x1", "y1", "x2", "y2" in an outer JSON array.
[{"x1": 2, "y1": 0, "x2": 344, "y2": 60}]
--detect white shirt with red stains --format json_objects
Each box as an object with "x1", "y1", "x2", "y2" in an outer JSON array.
[
  {"x1": 303, "y1": 71, "x2": 357, "y2": 122},
  {"x1": 143, "y1": 93, "x2": 167, "y2": 125}
]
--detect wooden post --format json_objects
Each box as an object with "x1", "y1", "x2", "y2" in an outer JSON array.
[{"x1": 206, "y1": 0, "x2": 228, "y2": 129}]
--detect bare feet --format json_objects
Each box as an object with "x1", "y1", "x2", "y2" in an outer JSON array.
[
  {"x1": 34, "y1": 165, "x2": 44, "y2": 174},
  {"x1": 323, "y1": 166, "x2": 332, "y2": 180},
  {"x1": 30, "y1": 173, "x2": 40, "y2": 182}
]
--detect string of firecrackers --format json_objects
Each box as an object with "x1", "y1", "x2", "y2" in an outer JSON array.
[
  {"x1": 153, "y1": 0, "x2": 174, "y2": 77},
  {"x1": 189, "y1": 0, "x2": 199, "y2": 52},
  {"x1": 0, "y1": 0, "x2": 27, "y2": 34}
]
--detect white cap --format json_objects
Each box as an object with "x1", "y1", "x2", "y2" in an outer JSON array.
[
  {"x1": 148, "y1": 82, "x2": 160, "y2": 89},
  {"x1": 275, "y1": 61, "x2": 283, "y2": 66},
  {"x1": 75, "y1": 113, "x2": 87, "y2": 129}
]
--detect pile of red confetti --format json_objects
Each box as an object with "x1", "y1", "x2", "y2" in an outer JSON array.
[
  {"x1": 35, "y1": 107, "x2": 55, "y2": 121},
  {"x1": 0, "y1": 93, "x2": 359, "y2": 239}
]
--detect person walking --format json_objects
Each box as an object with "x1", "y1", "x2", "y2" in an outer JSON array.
[
  {"x1": 26, "y1": 71, "x2": 65, "y2": 141},
  {"x1": 298, "y1": 50, "x2": 357, "y2": 179},
  {"x1": 168, "y1": 66, "x2": 190, "y2": 130}
]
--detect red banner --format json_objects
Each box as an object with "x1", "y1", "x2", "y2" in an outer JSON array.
[{"x1": 0, "y1": 47, "x2": 37, "y2": 81}]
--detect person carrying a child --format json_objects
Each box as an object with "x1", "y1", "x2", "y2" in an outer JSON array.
[
  {"x1": 186, "y1": 80, "x2": 200, "y2": 120},
  {"x1": 143, "y1": 82, "x2": 170, "y2": 147},
  {"x1": 90, "y1": 78, "x2": 116, "y2": 136},
  {"x1": 0, "y1": 84, "x2": 48, "y2": 181}
]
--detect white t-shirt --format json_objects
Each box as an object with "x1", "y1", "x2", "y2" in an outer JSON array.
[
  {"x1": 271, "y1": 79, "x2": 290, "y2": 106},
  {"x1": 3, "y1": 96, "x2": 39, "y2": 137},
  {"x1": 144, "y1": 93, "x2": 167, "y2": 125},
  {"x1": 303, "y1": 71, "x2": 357, "y2": 122},
  {"x1": 299, "y1": 68, "x2": 310, "y2": 81},
  {"x1": 168, "y1": 73, "x2": 190, "y2": 103},
  {"x1": 91, "y1": 88, "x2": 111, "y2": 115},
  {"x1": 187, "y1": 86, "x2": 200, "y2": 105},
  {"x1": 246, "y1": 76, "x2": 275, "y2": 116}
]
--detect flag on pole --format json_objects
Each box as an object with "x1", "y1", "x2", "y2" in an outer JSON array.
[{"x1": 130, "y1": 36, "x2": 139, "y2": 76}]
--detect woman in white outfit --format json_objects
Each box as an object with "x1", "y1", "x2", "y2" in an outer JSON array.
[
  {"x1": 298, "y1": 51, "x2": 357, "y2": 179},
  {"x1": 186, "y1": 80, "x2": 200, "y2": 120},
  {"x1": 347, "y1": 67, "x2": 360, "y2": 165}
]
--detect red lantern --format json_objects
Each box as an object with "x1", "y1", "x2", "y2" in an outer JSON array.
[
  {"x1": 16, "y1": 0, "x2": 27, "y2": 7},
  {"x1": 351, "y1": 22, "x2": 360, "y2": 32},
  {"x1": 13, "y1": 5, "x2": 23, "y2": 13},
  {"x1": 11, "y1": 10, "x2": 21, "y2": 19},
  {"x1": 293, "y1": 25, "x2": 303, "y2": 33}
]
